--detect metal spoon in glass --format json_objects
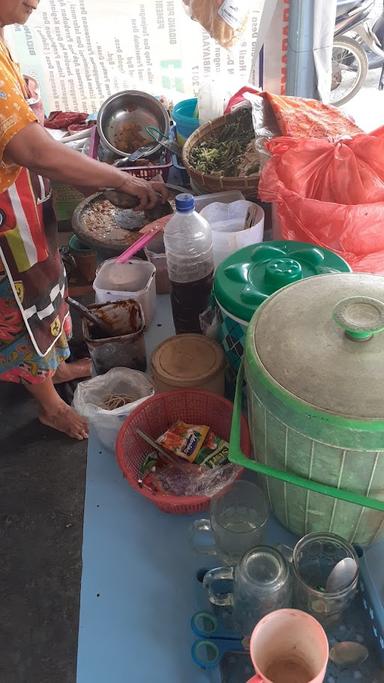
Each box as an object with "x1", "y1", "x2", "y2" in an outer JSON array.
[{"x1": 325, "y1": 557, "x2": 358, "y2": 593}]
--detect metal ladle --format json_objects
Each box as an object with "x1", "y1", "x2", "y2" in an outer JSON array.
[{"x1": 325, "y1": 557, "x2": 358, "y2": 593}]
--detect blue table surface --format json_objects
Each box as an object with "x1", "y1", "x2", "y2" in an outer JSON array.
[{"x1": 76, "y1": 296, "x2": 384, "y2": 683}]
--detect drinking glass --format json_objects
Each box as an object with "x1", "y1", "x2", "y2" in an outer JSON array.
[
  {"x1": 190, "y1": 480, "x2": 269, "y2": 564},
  {"x1": 291, "y1": 532, "x2": 359, "y2": 627},
  {"x1": 203, "y1": 546, "x2": 292, "y2": 635}
]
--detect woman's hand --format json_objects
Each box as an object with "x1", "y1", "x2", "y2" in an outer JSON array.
[
  {"x1": 4, "y1": 122, "x2": 170, "y2": 206},
  {"x1": 114, "y1": 173, "x2": 169, "y2": 210}
]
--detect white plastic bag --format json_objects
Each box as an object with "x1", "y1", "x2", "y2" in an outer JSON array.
[
  {"x1": 200, "y1": 200, "x2": 265, "y2": 266},
  {"x1": 73, "y1": 367, "x2": 154, "y2": 451},
  {"x1": 197, "y1": 75, "x2": 242, "y2": 125}
]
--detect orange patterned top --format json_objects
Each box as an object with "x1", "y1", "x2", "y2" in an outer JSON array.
[{"x1": 0, "y1": 40, "x2": 37, "y2": 193}]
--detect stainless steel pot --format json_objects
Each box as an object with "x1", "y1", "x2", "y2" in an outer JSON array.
[{"x1": 97, "y1": 90, "x2": 170, "y2": 159}]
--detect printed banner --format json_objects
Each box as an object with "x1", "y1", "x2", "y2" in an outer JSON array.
[{"x1": 7, "y1": 0, "x2": 271, "y2": 114}]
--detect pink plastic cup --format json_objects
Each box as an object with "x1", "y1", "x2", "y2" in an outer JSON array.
[{"x1": 247, "y1": 609, "x2": 329, "y2": 683}]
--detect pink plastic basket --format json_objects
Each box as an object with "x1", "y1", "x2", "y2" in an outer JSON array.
[
  {"x1": 89, "y1": 127, "x2": 172, "y2": 181},
  {"x1": 116, "y1": 390, "x2": 252, "y2": 514}
]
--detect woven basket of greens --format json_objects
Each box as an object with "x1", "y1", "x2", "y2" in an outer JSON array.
[{"x1": 182, "y1": 108, "x2": 260, "y2": 196}]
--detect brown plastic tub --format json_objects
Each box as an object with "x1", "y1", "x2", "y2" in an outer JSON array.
[{"x1": 83, "y1": 299, "x2": 146, "y2": 375}]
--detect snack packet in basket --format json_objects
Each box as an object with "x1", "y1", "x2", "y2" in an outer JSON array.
[
  {"x1": 138, "y1": 452, "x2": 158, "y2": 488},
  {"x1": 195, "y1": 430, "x2": 230, "y2": 468},
  {"x1": 157, "y1": 421, "x2": 210, "y2": 463}
]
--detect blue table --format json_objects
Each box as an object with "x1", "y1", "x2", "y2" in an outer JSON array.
[{"x1": 77, "y1": 297, "x2": 384, "y2": 683}]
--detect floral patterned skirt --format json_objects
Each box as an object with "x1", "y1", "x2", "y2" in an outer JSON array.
[{"x1": 0, "y1": 276, "x2": 71, "y2": 384}]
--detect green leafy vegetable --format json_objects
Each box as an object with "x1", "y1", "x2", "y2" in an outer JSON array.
[{"x1": 189, "y1": 110, "x2": 259, "y2": 177}]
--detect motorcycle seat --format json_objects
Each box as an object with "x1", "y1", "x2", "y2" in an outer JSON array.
[{"x1": 336, "y1": 0, "x2": 363, "y2": 18}]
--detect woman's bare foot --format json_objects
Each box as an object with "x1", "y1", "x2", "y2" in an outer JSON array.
[
  {"x1": 39, "y1": 401, "x2": 89, "y2": 440},
  {"x1": 53, "y1": 358, "x2": 92, "y2": 384}
]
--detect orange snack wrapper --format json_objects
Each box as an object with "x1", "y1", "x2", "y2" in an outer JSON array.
[{"x1": 157, "y1": 421, "x2": 210, "y2": 463}]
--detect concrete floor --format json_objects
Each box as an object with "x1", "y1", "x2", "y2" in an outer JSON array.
[
  {"x1": 0, "y1": 381, "x2": 86, "y2": 683},
  {"x1": 341, "y1": 67, "x2": 384, "y2": 131}
]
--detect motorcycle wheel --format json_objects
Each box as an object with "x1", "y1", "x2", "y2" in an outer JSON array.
[{"x1": 331, "y1": 36, "x2": 368, "y2": 106}]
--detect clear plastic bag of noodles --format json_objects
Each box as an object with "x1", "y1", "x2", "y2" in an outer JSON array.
[{"x1": 182, "y1": 0, "x2": 251, "y2": 49}]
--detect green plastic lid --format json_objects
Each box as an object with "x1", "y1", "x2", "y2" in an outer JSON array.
[{"x1": 213, "y1": 241, "x2": 351, "y2": 323}]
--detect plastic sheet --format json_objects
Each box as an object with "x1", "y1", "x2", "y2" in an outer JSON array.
[
  {"x1": 225, "y1": 88, "x2": 362, "y2": 139},
  {"x1": 259, "y1": 132, "x2": 384, "y2": 274},
  {"x1": 155, "y1": 461, "x2": 241, "y2": 497}
]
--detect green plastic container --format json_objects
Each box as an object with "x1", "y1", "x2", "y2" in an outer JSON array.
[
  {"x1": 229, "y1": 272, "x2": 384, "y2": 545},
  {"x1": 213, "y1": 241, "x2": 351, "y2": 391}
]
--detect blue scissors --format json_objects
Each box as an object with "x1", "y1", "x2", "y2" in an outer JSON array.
[{"x1": 191, "y1": 610, "x2": 246, "y2": 671}]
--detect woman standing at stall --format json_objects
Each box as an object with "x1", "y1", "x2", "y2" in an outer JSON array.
[{"x1": 0, "y1": 0, "x2": 167, "y2": 439}]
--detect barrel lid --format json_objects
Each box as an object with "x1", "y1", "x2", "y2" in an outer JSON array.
[
  {"x1": 213, "y1": 241, "x2": 351, "y2": 323},
  {"x1": 248, "y1": 273, "x2": 384, "y2": 420},
  {"x1": 151, "y1": 334, "x2": 225, "y2": 386}
]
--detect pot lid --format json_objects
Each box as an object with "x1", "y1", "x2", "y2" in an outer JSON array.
[
  {"x1": 213, "y1": 241, "x2": 350, "y2": 323},
  {"x1": 151, "y1": 334, "x2": 225, "y2": 386},
  {"x1": 250, "y1": 273, "x2": 384, "y2": 419}
]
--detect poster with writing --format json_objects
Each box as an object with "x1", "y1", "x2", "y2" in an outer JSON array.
[{"x1": 8, "y1": 0, "x2": 269, "y2": 113}]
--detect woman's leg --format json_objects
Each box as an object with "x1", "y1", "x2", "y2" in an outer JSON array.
[
  {"x1": 24, "y1": 377, "x2": 88, "y2": 440},
  {"x1": 53, "y1": 358, "x2": 92, "y2": 384}
]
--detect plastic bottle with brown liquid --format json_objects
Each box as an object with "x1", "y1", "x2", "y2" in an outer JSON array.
[{"x1": 164, "y1": 194, "x2": 214, "y2": 334}]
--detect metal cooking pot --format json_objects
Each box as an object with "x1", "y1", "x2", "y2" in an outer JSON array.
[{"x1": 97, "y1": 90, "x2": 169, "y2": 158}]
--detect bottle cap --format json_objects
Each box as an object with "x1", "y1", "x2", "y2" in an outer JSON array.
[{"x1": 175, "y1": 193, "x2": 195, "y2": 212}]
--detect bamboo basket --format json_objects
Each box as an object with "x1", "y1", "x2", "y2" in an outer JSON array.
[{"x1": 182, "y1": 109, "x2": 260, "y2": 198}]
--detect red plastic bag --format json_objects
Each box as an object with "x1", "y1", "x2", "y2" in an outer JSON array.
[
  {"x1": 225, "y1": 88, "x2": 362, "y2": 138},
  {"x1": 259, "y1": 132, "x2": 384, "y2": 274}
]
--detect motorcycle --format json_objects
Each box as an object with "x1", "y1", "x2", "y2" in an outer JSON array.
[{"x1": 331, "y1": 0, "x2": 384, "y2": 106}]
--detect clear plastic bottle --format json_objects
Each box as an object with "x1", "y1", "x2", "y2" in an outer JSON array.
[{"x1": 164, "y1": 193, "x2": 214, "y2": 334}]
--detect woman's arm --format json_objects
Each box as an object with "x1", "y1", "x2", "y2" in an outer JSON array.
[{"x1": 4, "y1": 121, "x2": 168, "y2": 209}]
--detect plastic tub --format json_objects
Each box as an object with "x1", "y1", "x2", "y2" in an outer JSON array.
[
  {"x1": 194, "y1": 190, "x2": 245, "y2": 213},
  {"x1": 144, "y1": 234, "x2": 170, "y2": 295},
  {"x1": 151, "y1": 334, "x2": 226, "y2": 396},
  {"x1": 93, "y1": 258, "x2": 156, "y2": 326},
  {"x1": 116, "y1": 389, "x2": 251, "y2": 514},
  {"x1": 200, "y1": 200, "x2": 265, "y2": 267},
  {"x1": 172, "y1": 98, "x2": 200, "y2": 146},
  {"x1": 230, "y1": 273, "x2": 384, "y2": 545},
  {"x1": 68, "y1": 234, "x2": 96, "y2": 283},
  {"x1": 216, "y1": 301, "x2": 247, "y2": 388},
  {"x1": 82, "y1": 299, "x2": 146, "y2": 375},
  {"x1": 170, "y1": 124, "x2": 190, "y2": 187}
]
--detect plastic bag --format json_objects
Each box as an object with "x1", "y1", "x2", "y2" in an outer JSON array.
[
  {"x1": 183, "y1": 0, "x2": 250, "y2": 49},
  {"x1": 225, "y1": 87, "x2": 362, "y2": 139},
  {"x1": 258, "y1": 132, "x2": 384, "y2": 274},
  {"x1": 73, "y1": 367, "x2": 154, "y2": 451},
  {"x1": 154, "y1": 462, "x2": 241, "y2": 497}
]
